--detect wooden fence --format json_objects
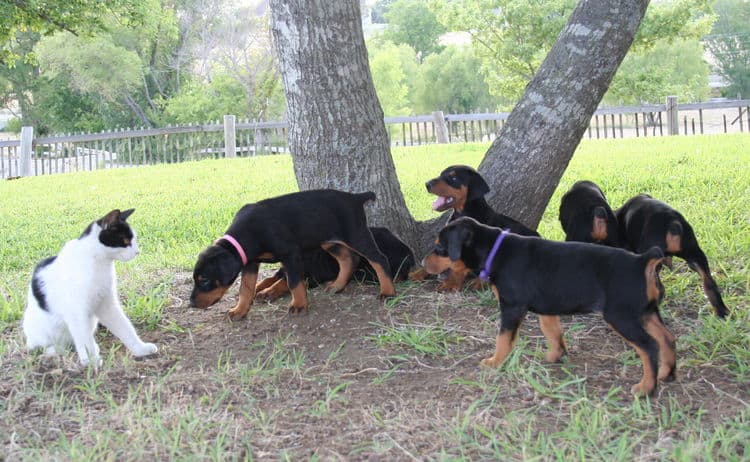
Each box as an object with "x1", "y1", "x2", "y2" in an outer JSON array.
[{"x1": 2, "y1": 98, "x2": 748, "y2": 179}]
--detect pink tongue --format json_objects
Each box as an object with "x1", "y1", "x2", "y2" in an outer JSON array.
[{"x1": 432, "y1": 196, "x2": 447, "y2": 211}]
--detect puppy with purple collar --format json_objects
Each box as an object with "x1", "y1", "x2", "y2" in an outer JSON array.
[{"x1": 423, "y1": 217, "x2": 673, "y2": 397}]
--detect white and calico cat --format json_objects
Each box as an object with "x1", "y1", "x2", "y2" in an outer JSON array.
[{"x1": 22, "y1": 208, "x2": 157, "y2": 369}]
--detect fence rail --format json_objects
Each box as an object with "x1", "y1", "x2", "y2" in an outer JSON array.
[{"x1": 2, "y1": 98, "x2": 748, "y2": 179}]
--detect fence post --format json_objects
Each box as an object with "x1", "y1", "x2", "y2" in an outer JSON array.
[
  {"x1": 224, "y1": 114, "x2": 236, "y2": 158},
  {"x1": 432, "y1": 111, "x2": 449, "y2": 144},
  {"x1": 20, "y1": 126, "x2": 33, "y2": 176},
  {"x1": 666, "y1": 96, "x2": 679, "y2": 135}
]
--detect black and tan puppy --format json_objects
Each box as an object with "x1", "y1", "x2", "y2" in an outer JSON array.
[
  {"x1": 421, "y1": 165, "x2": 540, "y2": 290},
  {"x1": 190, "y1": 189, "x2": 395, "y2": 321},
  {"x1": 423, "y1": 217, "x2": 674, "y2": 397},
  {"x1": 427, "y1": 165, "x2": 539, "y2": 236},
  {"x1": 559, "y1": 180, "x2": 621, "y2": 246},
  {"x1": 254, "y1": 227, "x2": 415, "y2": 301},
  {"x1": 616, "y1": 194, "x2": 729, "y2": 318}
]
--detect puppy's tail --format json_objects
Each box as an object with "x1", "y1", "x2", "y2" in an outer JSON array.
[
  {"x1": 591, "y1": 206, "x2": 609, "y2": 242},
  {"x1": 355, "y1": 191, "x2": 377, "y2": 204},
  {"x1": 593, "y1": 205, "x2": 607, "y2": 219},
  {"x1": 641, "y1": 246, "x2": 665, "y2": 303},
  {"x1": 666, "y1": 220, "x2": 683, "y2": 253},
  {"x1": 641, "y1": 246, "x2": 665, "y2": 262}
]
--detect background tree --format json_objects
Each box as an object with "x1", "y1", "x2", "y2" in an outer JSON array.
[
  {"x1": 370, "y1": 0, "x2": 396, "y2": 24},
  {"x1": 36, "y1": 33, "x2": 149, "y2": 125},
  {"x1": 160, "y1": 73, "x2": 249, "y2": 124},
  {"x1": 2, "y1": 0, "x2": 182, "y2": 132},
  {"x1": 704, "y1": 0, "x2": 750, "y2": 99},
  {"x1": 182, "y1": 2, "x2": 284, "y2": 120},
  {"x1": 477, "y1": 0, "x2": 650, "y2": 228},
  {"x1": 413, "y1": 45, "x2": 500, "y2": 113},
  {"x1": 365, "y1": 35, "x2": 499, "y2": 115},
  {"x1": 0, "y1": 0, "x2": 147, "y2": 64},
  {"x1": 366, "y1": 41, "x2": 416, "y2": 116},
  {"x1": 434, "y1": 0, "x2": 576, "y2": 105},
  {"x1": 270, "y1": 0, "x2": 651, "y2": 255},
  {"x1": 382, "y1": 0, "x2": 446, "y2": 59},
  {"x1": 0, "y1": 31, "x2": 46, "y2": 129},
  {"x1": 604, "y1": 39, "x2": 710, "y2": 104},
  {"x1": 2, "y1": 0, "x2": 283, "y2": 132},
  {"x1": 269, "y1": 0, "x2": 419, "y2": 245},
  {"x1": 435, "y1": 0, "x2": 714, "y2": 106}
]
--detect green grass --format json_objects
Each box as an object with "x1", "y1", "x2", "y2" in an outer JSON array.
[
  {"x1": 369, "y1": 317, "x2": 465, "y2": 358},
  {"x1": 1, "y1": 135, "x2": 747, "y2": 319},
  {"x1": 0, "y1": 133, "x2": 748, "y2": 460}
]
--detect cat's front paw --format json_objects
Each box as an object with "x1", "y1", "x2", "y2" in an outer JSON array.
[
  {"x1": 79, "y1": 355, "x2": 103, "y2": 371},
  {"x1": 133, "y1": 343, "x2": 158, "y2": 357}
]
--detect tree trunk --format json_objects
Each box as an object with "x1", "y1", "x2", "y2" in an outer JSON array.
[
  {"x1": 478, "y1": 0, "x2": 650, "y2": 229},
  {"x1": 123, "y1": 94, "x2": 153, "y2": 128},
  {"x1": 269, "y1": 0, "x2": 649, "y2": 258},
  {"x1": 269, "y1": 0, "x2": 425, "y2": 248}
]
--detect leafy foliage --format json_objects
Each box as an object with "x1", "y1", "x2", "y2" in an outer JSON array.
[
  {"x1": 0, "y1": 0, "x2": 148, "y2": 64},
  {"x1": 382, "y1": 0, "x2": 446, "y2": 58},
  {"x1": 414, "y1": 45, "x2": 500, "y2": 113},
  {"x1": 367, "y1": 38, "x2": 500, "y2": 115},
  {"x1": 367, "y1": 40, "x2": 416, "y2": 116},
  {"x1": 161, "y1": 73, "x2": 249, "y2": 124},
  {"x1": 1, "y1": 0, "x2": 285, "y2": 132},
  {"x1": 704, "y1": 0, "x2": 750, "y2": 98},
  {"x1": 434, "y1": 0, "x2": 715, "y2": 106},
  {"x1": 605, "y1": 39, "x2": 711, "y2": 104},
  {"x1": 434, "y1": 0, "x2": 575, "y2": 104},
  {"x1": 36, "y1": 33, "x2": 143, "y2": 102}
]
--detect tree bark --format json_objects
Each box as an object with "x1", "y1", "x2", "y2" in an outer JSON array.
[
  {"x1": 269, "y1": 0, "x2": 425, "y2": 248},
  {"x1": 478, "y1": 0, "x2": 650, "y2": 228},
  {"x1": 123, "y1": 94, "x2": 153, "y2": 128},
  {"x1": 269, "y1": 0, "x2": 650, "y2": 258}
]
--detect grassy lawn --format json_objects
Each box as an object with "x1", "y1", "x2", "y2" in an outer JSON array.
[{"x1": 0, "y1": 134, "x2": 748, "y2": 460}]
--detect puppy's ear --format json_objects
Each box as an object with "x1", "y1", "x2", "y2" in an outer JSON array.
[
  {"x1": 219, "y1": 264, "x2": 241, "y2": 286},
  {"x1": 467, "y1": 172, "x2": 490, "y2": 201},
  {"x1": 447, "y1": 226, "x2": 473, "y2": 261}
]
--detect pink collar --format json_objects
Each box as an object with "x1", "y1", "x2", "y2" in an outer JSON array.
[{"x1": 216, "y1": 234, "x2": 248, "y2": 265}]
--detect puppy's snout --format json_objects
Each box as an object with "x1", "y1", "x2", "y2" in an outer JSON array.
[{"x1": 426, "y1": 179, "x2": 437, "y2": 191}]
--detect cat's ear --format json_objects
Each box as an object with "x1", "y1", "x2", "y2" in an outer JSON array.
[
  {"x1": 100, "y1": 210, "x2": 120, "y2": 229},
  {"x1": 120, "y1": 209, "x2": 135, "y2": 222},
  {"x1": 100, "y1": 208, "x2": 135, "y2": 229}
]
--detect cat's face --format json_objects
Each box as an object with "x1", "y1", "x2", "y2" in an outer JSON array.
[{"x1": 93, "y1": 209, "x2": 139, "y2": 261}]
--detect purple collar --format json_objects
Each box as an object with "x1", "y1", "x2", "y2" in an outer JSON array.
[{"x1": 479, "y1": 229, "x2": 509, "y2": 281}]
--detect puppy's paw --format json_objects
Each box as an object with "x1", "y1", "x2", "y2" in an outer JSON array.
[
  {"x1": 467, "y1": 278, "x2": 487, "y2": 291},
  {"x1": 480, "y1": 357, "x2": 501, "y2": 368},
  {"x1": 544, "y1": 349, "x2": 566, "y2": 363},
  {"x1": 255, "y1": 289, "x2": 274, "y2": 301},
  {"x1": 436, "y1": 282, "x2": 461, "y2": 292},
  {"x1": 228, "y1": 304, "x2": 249, "y2": 321},
  {"x1": 324, "y1": 281, "x2": 346, "y2": 293},
  {"x1": 658, "y1": 365, "x2": 676, "y2": 382},
  {"x1": 288, "y1": 303, "x2": 309, "y2": 314},
  {"x1": 408, "y1": 268, "x2": 429, "y2": 281},
  {"x1": 630, "y1": 382, "x2": 655, "y2": 397},
  {"x1": 133, "y1": 343, "x2": 158, "y2": 357},
  {"x1": 378, "y1": 291, "x2": 396, "y2": 301}
]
